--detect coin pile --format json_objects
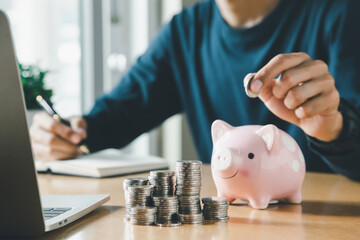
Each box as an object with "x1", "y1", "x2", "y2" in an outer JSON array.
[
  {"x1": 129, "y1": 206, "x2": 157, "y2": 225},
  {"x1": 125, "y1": 185, "x2": 154, "y2": 224},
  {"x1": 123, "y1": 162, "x2": 231, "y2": 227},
  {"x1": 149, "y1": 170, "x2": 176, "y2": 196},
  {"x1": 202, "y1": 197, "x2": 229, "y2": 222},
  {"x1": 123, "y1": 177, "x2": 149, "y2": 219},
  {"x1": 153, "y1": 196, "x2": 181, "y2": 226},
  {"x1": 176, "y1": 160, "x2": 202, "y2": 224}
]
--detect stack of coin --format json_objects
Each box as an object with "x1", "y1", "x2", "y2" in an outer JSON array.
[
  {"x1": 175, "y1": 160, "x2": 202, "y2": 196},
  {"x1": 123, "y1": 177, "x2": 149, "y2": 191},
  {"x1": 123, "y1": 177, "x2": 149, "y2": 219},
  {"x1": 177, "y1": 195, "x2": 201, "y2": 214},
  {"x1": 153, "y1": 196, "x2": 180, "y2": 226},
  {"x1": 148, "y1": 170, "x2": 176, "y2": 196},
  {"x1": 125, "y1": 185, "x2": 154, "y2": 220},
  {"x1": 178, "y1": 213, "x2": 203, "y2": 224},
  {"x1": 129, "y1": 206, "x2": 157, "y2": 225},
  {"x1": 202, "y1": 197, "x2": 229, "y2": 222},
  {"x1": 176, "y1": 160, "x2": 202, "y2": 224}
]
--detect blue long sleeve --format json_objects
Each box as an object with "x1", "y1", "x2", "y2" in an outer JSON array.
[{"x1": 308, "y1": 99, "x2": 360, "y2": 181}]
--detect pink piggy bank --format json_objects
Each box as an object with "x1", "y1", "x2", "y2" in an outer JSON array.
[{"x1": 211, "y1": 120, "x2": 306, "y2": 209}]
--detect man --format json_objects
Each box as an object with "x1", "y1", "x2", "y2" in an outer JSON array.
[{"x1": 30, "y1": 0, "x2": 360, "y2": 181}]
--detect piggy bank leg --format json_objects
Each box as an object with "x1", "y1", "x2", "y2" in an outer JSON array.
[
  {"x1": 286, "y1": 190, "x2": 302, "y2": 204},
  {"x1": 226, "y1": 198, "x2": 236, "y2": 204},
  {"x1": 217, "y1": 191, "x2": 235, "y2": 204},
  {"x1": 249, "y1": 197, "x2": 270, "y2": 209}
]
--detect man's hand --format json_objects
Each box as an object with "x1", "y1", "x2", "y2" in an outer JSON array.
[
  {"x1": 30, "y1": 112, "x2": 87, "y2": 161},
  {"x1": 244, "y1": 52, "x2": 343, "y2": 142}
]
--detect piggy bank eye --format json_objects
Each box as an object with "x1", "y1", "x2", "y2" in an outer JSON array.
[{"x1": 248, "y1": 153, "x2": 255, "y2": 159}]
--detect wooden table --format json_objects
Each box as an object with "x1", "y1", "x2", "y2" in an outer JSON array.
[{"x1": 35, "y1": 164, "x2": 360, "y2": 240}]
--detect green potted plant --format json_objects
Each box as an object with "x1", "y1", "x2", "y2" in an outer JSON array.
[
  {"x1": 19, "y1": 64, "x2": 53, "y2": 125},
  {"x1": 19, "y1": 63, "x2": 53, "y2": 109}
]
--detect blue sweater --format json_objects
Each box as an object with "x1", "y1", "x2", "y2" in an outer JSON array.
[{"x1": 84, "y1": 0, "x2": 360, "y2": 180}]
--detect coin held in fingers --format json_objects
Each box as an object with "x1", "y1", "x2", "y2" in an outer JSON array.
[{"x1": 244, "y1": 74, "x2": 260, "y2": 98}]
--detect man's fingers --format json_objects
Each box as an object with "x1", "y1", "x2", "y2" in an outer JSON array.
[
  {"x1": 70, "y1": 117, "x2": 87, "y2": 139},
  {"x1": 30, "y1": 126, "x2": 79, "y2": 154},
  {"x1": 294, "y1": 90, "x2": 340, "y2": 119},
  {"x1": 30, "y1": 113, "x2": 87, "y2": 161},
  {"x1": 33, "y1": 112, "x2": 82, "y2": 144},
  {"x1": 283, "y1": 75, "x2": 335, "y2": 110},
  {"x1": 32, "y1": 142, "x2": 79, "y2": 161},
  {"x1": 272, "y1": 60, "x2": 329, "y2": 98},
  {"x1": 253, "y1": 52, "x2": 311, "y2": 93}
]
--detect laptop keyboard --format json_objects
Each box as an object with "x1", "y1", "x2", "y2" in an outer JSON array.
[{"x1": 43, "y1": 207, "x2": 72, "y2": 220}]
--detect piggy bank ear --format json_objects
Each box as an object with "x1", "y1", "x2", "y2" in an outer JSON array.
[
  {"x1": 211, "y1": 120, "x2": 233, "y2": 143},
  {"x1": 256, "y1": 124, "x2": 277, "y2": 151}
]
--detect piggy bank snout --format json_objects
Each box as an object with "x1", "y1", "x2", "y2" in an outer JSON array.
[
  {"x1": 213, "y1": 148, "x2": 239, "y2": 178},
  {"x1": 214, "y1": 148, "x2": 233, "y2": 170}
]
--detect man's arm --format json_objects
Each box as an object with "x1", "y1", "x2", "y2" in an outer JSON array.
[
  {"x1": 307, "y1": 98, "x2": 360, "y2": 181},
  {"x1": 83, "y1": 19, "x2": 182, "y2": 152}
]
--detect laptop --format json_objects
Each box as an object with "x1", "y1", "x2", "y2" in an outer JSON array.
[{"x1": 0, "y1": 11, "x2": 110, "y2": 238}]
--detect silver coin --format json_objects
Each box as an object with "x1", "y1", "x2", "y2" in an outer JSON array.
[
  {"x1": 130, "y1": 206, "x2": 157, "y2": 213},
  {"x1": 176, "y1": 160, "x2": 202, "y2": 164},
  {"x1": 129, "y1": 206, "x2": 157, "y2": 225},
  {"x1": 202, "y1": 196, "x2": 229, "y2": 221},
  {"x1": 178, "y1": 199, "x2": 200, "y2": 203},
  {"x1": 179, "y1": 213, "x2": 203, "y2": 224},
  {"x1": 176, "y1": 175, "x2": 200, "y2": 178},
  {"x1": 244, "y1": 74, "x2": 259, "y2": 98},
  {"x1": 127, "y1": 185, "x2": 154, "y2": 193},
  {"x1": 176, "y1": 190, "x2": 201, "y2": 195},
  {"x1": 204, "y1": 216, "x2": 229, "y2": 220},
  {"x1": 123, "y1": 177, "x2": 149, "y2": 191},
  {"x1": 129, "y1": 221, "x2": 155, "y2": 225},
  {"x1": 153, "y1": 200, "x2": 178, "y2": 204},
  {"x1": 149, "y1": 172, "x2": 176, "y2": 197},
  {"x1": 123, "y1": 177, "x2": 149, "y2": 184},
  {"x1": 153, "y1": 195, "x2": 179, "y2": 223},
  {"x1": 149, "y1": 170, "x2": 175, "y2": 177},
  {"x1": 202, "y1": 218, "x2": 229, "y2": 224},
  {"x1": 156, "y1": 220, "x2": 182, "y2": 227},
  {"x1": 202, "y1": 196, "x2": 228, "y2": 203},
  {"x1": 203, "y1": 204, "x2": 228, "y2": 208}
]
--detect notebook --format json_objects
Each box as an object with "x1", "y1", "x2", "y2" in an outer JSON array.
[
  {"x1": 0, "y1": 10, "x2": 109, "y2": 238},
  {"x1": 36, "y1": 148, "x2": 169, "y2": 178}
]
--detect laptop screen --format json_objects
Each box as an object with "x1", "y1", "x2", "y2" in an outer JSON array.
[{"x1": 0, "y1": 11, "x2": 45, "y2": 237}]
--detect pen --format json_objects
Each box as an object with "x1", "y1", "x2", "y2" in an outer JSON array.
[{"x1": 36, "y1": 95, "x2": 90, "y2": 154}]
